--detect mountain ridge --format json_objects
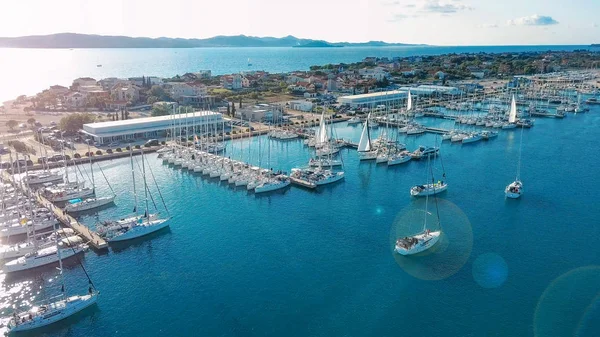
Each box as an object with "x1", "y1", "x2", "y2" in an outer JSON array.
[{"x1": 0, "y1": 33, "x2": 425, "y2": 48}]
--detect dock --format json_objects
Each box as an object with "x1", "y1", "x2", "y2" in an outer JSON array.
[
  {"x1": 36, "y1": 193, "x2": 108, "y2": 250},
  {"x1": 1, "y1": 171, "x2": 108, "y2": 250}
]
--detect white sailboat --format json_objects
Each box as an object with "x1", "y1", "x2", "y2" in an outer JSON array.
[
  {"x1": 6, "y1": 226, "x2": 98, "y2": 332},
  {"x1": 97, "y1": 149, "x2": 170, "y2": 242},
  {"x1": 505, "y1": 125, "x2": 524, "y2": 199},
  {"x1": 357, "y1": 113, "x2": 377, "y2": 160},
  {"x1": 502, "y1": 94, "x2": 518, "y2": 129},
  {"x1": 65, "y1": 147, "x2": 116, "y2": 213},
  {"x1": 396, "y1": 155, "x2": 442, "y2": 255}
]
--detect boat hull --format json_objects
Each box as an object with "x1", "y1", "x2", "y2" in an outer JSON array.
[
  {"x1": 395, "y1": 231, "x2": 441, "y2": 255},
  {"x1": 107, "y1": 219, "x2": 170, "y2": 242},
  {"x1": 410, "y1": 183, "x2": 448, "y2": 197},
  {"x1": 358, "y1": 151, "x2": 377, "y2": 161}
]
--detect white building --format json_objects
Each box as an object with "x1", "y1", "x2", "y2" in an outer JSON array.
[
  {"x1": 98, "y1": 78, "x2": 130, "y2": 90},
  {"x1": 168, "y1": 82, "x2": 208, "y2": 101},
  {"x1": 65, "y1": 92, "x2": 87, "y2": 108},
  {"x1": 358, "y1": 67, "x2": 388, "y2": 81},
  {"x1": 337, "y1": 90, "x2": 408, "y2": 108},
  {"x1": 288, "y1": 100, "x2": 313, "y2": 112},
  {"x1": 72, "y1": 77, "x2": 97, "y2": 89},
  {"x1": 235, "y1": 104, "x2": 283, "y2": 122},
  {"x1": 82, "y1": 111, "x2": 223, "y2": 144}
]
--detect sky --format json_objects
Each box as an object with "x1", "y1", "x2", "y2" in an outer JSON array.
[{"x1": 1, "y1": 0, "x2": 598, "y2": 45}]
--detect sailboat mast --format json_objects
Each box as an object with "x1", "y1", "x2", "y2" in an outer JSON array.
[
  {"x1": 516, "y1": 125, "x2": 524, "y2": 181},
  {"x1": 423, "y1": 154, "x2": 431, "y2": 232},
  {"x1": 141, "y1": 149, "x2": 150, "y2": 222},
  {"x1": 130, "y1": 147, "x2": 138, "y2": 216},
  {"x1": 56, "y1": 223, "x2": 66, "y2": 297},
  {"x1": 88, "y1": 144, "x2": 95, "y2": 192}
]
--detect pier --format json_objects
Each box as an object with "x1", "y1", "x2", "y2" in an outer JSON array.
[
  {"x1": 35, "y1": 193, "x2": 108, "y2": 250},
  {"x1": 1, "y1": 171, "x2": 108, "y2": 250}
]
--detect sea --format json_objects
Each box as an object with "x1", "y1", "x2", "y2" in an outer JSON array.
[
  {"x1": 0, "y1": 45, "x2": 592, "y2": 103},
  {"x1": 1, "y1": 105, "x2": 600, "y2": 336}
]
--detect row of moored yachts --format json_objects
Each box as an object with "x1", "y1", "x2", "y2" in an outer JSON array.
[{"x1": 159, "y1": 147, "x2": 291, "y2": 193}]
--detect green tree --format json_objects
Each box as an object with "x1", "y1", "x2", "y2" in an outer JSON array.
[
  {"x1": 227, "y1": 104, "x2": 231, "y2": 115},
  {"x1": 239, "y1": 97, "x2": 242, "y2": 108},
  {"x1": 231, "y1": 102, "x2": 236, "y2": 116},
  {"x1": 147, "y1": 96, "x2": 159, "y2": 104},
  {"x1": 59, "y1": 113, "x2": 96, "y2": 134},
  {"x1": 148, "y1": 85, "x2": 172, "y2": 101},
  {"x1": 27, "y1": 117, "x2": 36, "y2": 127},
  {"x1": 5, "y1": 120, "x2": 17, "y2": 130},
  {"x1": 152, "y1": 104, "x2": 170, "y2": 117}
]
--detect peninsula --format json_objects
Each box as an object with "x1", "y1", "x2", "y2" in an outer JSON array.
[{"x1": 0, "y1": 33, "x2": 421, "y2": 49}]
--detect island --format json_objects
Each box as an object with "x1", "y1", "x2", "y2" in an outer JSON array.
[{"x1": 293, "y1": 41, "x2": 343, "y2": 48}]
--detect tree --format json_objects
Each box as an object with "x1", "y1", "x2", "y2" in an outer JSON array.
[
  {"x1": 152, "y1": 104, "x2": 170, "y2": 117},
  {"x1": 147, "y1": 96, "x2": 159, "y2": 104},
  {"x1": 227, "y1": 104, "x2": 231, "y2": 116},
  {"x1": 363, "y1": 86, "x2": 368, "y2": 94},
  {"x1": 239, "y1": 97, "x2": 242, "y2": 108},
  {"x1": 27, "y1": 117, "x2": 36, "y2": 127},
  {"x1": 5, "y1": 120, "x2": 17, "y2": 130},
  {"x1": 59, "y1": 113, "x2": 96, "y2": 134},
  {"x1": 148, "y1": 85, "x2": 172, "y2": 101},
  {"x1": 231, "y1": 102, "x2": 236, "y2": 116}
]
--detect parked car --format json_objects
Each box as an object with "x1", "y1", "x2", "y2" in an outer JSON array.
[{"x1": 144, "y1": 139, "x2": 159, "y2": 147}]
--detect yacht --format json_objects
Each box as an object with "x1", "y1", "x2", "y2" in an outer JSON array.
[
  {"x1": 410, "y1": 181, "x2": 448, "y2": 197},
  {"x1": 505, "y1": 180, "x2": 523, "y2": 199},
  {"x1": 357, "y1": 113, "x2": 377, "y2": 160},
  {"x1": 23, "y1": 172, "x2": 63, "y2": 185},
  {"x1": 97, "y1": 215, "x2": 170, "y2": 242},
  {"x1": 462, "y1": 133, "x2": 483, "y2": 144},
  {"x1": 347, "y1": 117, "x2": 361, "y2": 125},
  {"x1": 387, "y1": 151, "x2": 412, "y2": 166},
  {"x1": 3, "y1": 243, "x2": 87, "y2": 273},
  {"x1": 65, "y1": 196, "x2": 116, "y2": 213},
  {"x1": 255, "y1": 175, "x2": 291, "y2": 193},
  {"x1": 308, "y1": 158, "x2": 343, "y2": 168},
  {"x1": 410, "y1": 146, "x2": 438, "y2": 160}
]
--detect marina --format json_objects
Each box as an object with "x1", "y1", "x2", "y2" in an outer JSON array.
[{"x1": 0, "y1": 70, "x2": 599, "y2": 336}]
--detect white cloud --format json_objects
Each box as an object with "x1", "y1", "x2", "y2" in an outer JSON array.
[
  {"x1": 387, "y1": 13, "x2": 418, "y2": 22},
  {"x1": 421, "y1": 0, "x2": 472, "y2": 13},
  {"x1": 593, "y1": 23, "x2": 598, "y2": 28},
  {"x1": 478, "y1": 23, "x2": 498, "y2": 28},
  {"x1": 508, "y1": 14, "x2": 559, "y2": 26}
]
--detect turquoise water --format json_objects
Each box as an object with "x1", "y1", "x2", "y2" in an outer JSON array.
[
  {"x1": 0, "y1": 45, "x2": 590, "y2": 102},
  {"x1": 2, "y1": 105, "x2": 600, "y2": 336}
]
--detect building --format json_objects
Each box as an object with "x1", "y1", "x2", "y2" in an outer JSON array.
[
  {"x1": 48, "y1": 85, "x2": 69, "y2": 96},
  {"x1": 71, "y1": 77, "x2": 97, "y2": 89},
  {"x1": 194, "y1": 70, "x2": 212, "y2": 78},
  {"x1": 326, "y1": 74, "x2": 337, "y2": 92},
  {"x1": 110, "y1": 83, "x2": 140, "y2": 103},
  {"x1": 337, "y1": 90, "x2": 408, "y2": 108},
  {"x1": 65, "y1": 92, "x2": 87, "y2": 108},
  {"x1": 235, "y1": 104, "x2": 283, "y2": 122},
  {"x1": 98, "y1": 78, "x2": 130, "y2": 90},
  {"x1": 168, "y1": 82, "x2": 208, "y2": 101},
  {"x1": 417, "y1": 85, "x2": 462, "y2": 95},
  {"x1": 358, "y1": 67, "x2": 388, "y2": 81},
  {"x1": 221, "y1": 74, "x2": 242, "y2": 90},
  {"x1": 82, "y1": 111, "x2": 223, "y2": 144},
  {"x1": 288, "y1": 100, "x2": 313, "y2": 112}
]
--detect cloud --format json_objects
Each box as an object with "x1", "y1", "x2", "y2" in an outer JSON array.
[
  {"x1": 507, "y1": 14, "x2": 559, "y2": 26},
  {"x1": 382, "y1": 1, "x2": 401, "y2": 5},
  {"x1": 404, "y1": 4, "x2": 416, "y2": 7},
  {"x1": 478, "y1": 23, "x2": 498, "y2": 28},
  {"x1": 593, "y1": 23, "x2": 598, "y2": 28},
  {"x1": 421, "y1": 0, "x2": 473, "y2": 13},
  {"x1": 387, "y1": 13, "x2": 418, "y2": 22}
]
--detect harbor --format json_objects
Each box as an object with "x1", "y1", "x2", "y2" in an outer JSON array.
[{"x1": 0, "y1": 71, "x2": 599, "y2": 336}]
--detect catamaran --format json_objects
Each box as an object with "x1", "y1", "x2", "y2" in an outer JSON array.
[
  {"x1": 396, "y1": 155, "x2": 442, "y2": 255},
  {"x1": 357, "y1": 113, "x2": 377, "y2": 160}
]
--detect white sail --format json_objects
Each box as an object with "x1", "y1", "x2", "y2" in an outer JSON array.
[
  {"x1": 357, "y1": 113, "x2": 372, "y2": 152},
  {"x1": 407, "y1": 91, "x2": 413, "y2": 111},
  {"x1": 317, "y1": 112, "x2": 329, "y2": 144},
  {"x1": 509, "y1": 94, "x2": 517, "y2": 123}
]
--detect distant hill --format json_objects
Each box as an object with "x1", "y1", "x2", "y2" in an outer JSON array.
[
  {"x1": 293, "y1": 41, "x2": 342, "y2": 48},
  {"x1": 0, "y1": 33, "x2": 422, "y2": 48}
]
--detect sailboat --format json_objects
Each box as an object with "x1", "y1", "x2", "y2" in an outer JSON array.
[
  {"x1": 395, "y1": 155, "x2": 442, "y2": 255},
  {"x1": 410, "y1": 147, "x2": 447, "y2": 196},
  {"x1": 357, "y1": 113, "x2": 377, "y2": 160},
  {"x1": 505, "y1": 125, "x2": 524, "y2": 199},
  {"x1": 502, "y1": 94, "x2": 517, "y2": 129},
  {"x1": 96, "y1": 149, "x2": 170, "y2": 242},
  {"x1": 7, "y1": 225, "x2": 98, "y2": 332},
  {"x1": 65, "y1": 146, "x2": 116, "y2": 213}
]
